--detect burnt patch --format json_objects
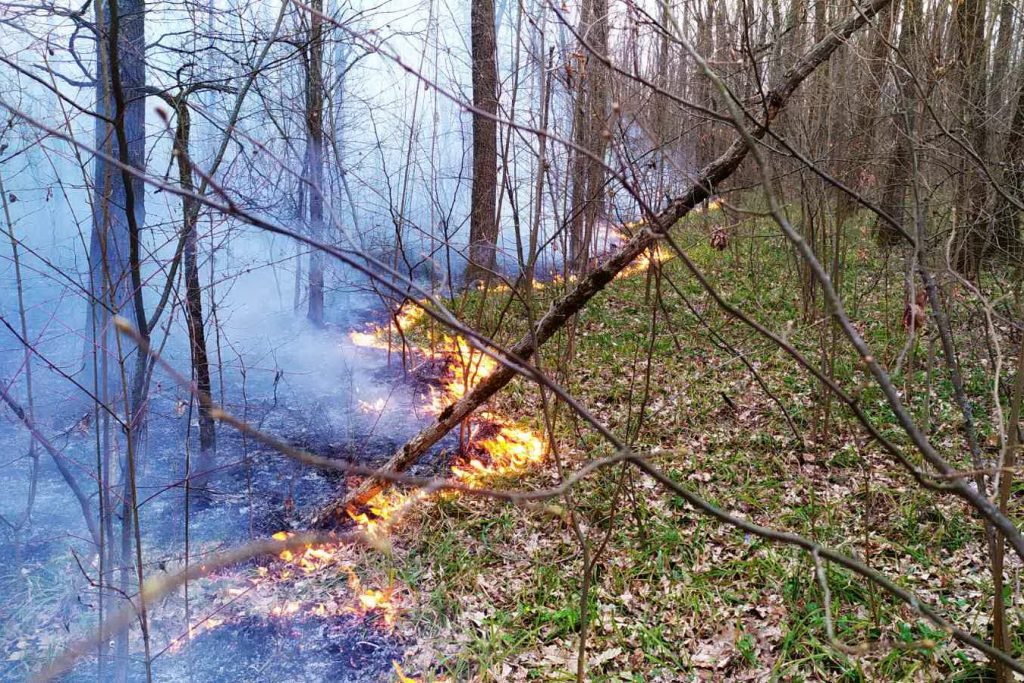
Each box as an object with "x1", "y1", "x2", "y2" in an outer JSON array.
[{"x1": 167, "y1": 613, "x2": 404, "y2": 683}]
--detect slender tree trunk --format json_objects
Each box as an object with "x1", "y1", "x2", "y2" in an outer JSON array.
[
  {"x1": 986, "y1": 1, "x2": 1015, "y2": 154},
  {"x1": 306, "y1": 0, "x2": 326, "y2": 325},
  {"x1": 993, "y1": 38, "x2": 1024, "y2": 263},
  {"x1": 0, "y1": 167, "x2": 38, "y2": 535},
  {"x1": 91, "y1": 1, "x2": 149, "y2": 678},
  {"x1": 466, "y1": 0, "x2": 500, "y2": 283},
  {"x1": 171, "y1": 101, "x2": 217, "y2": 487},
  {"x1": 991, "y1": 326, "x2": 1024, "y2": 683},
  {"x1": 568, "y1": 0, "x2": 609, "y2": 273},
  {"x1": 952, "y1": 0, "x2": 990, "y2": 274},
  {"x1": 847, "y1": 1, "x2": 893, "y2": 200},
  {"x1": 89, "y1": 0, "x2": 147, "y2": 393},
  {"x1": 876, "y1": 0, "x2": 921, "y2": 245}
]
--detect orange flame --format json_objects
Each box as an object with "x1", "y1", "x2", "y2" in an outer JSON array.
[
  {"x1": 452, "y1": 424, "x2": 546, "y2": 485},
  {"x1": 259, "y1": 531, "x2": 404, "y2": 626},
  {"x1": 345, "y1": 569, "x2": 402, "y2": 629},
  {"x1": 346, "y1": 300, "x2": 550, "y2": 533},
  {"x1": 350, "y1": 302, "x2": 426, "y2": 350},
  {"x1": 346, "y1": 488, "x2": 429, "y2": 535}
]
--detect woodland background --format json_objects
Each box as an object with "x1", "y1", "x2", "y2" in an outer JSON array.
[{"x1": 1, "y1": 0, "x2": 1024, "y2": 680}]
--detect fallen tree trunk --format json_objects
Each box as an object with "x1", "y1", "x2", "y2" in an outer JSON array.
[{"x1": 310, "y1": 0, "x2": 892, "y2": 526}]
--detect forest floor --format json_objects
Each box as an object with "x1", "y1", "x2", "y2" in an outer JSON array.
[
  {"x1": 347, "y1": 210, "x2": 1021, "y2": 681},
  {"x1": 3, "y1": 210, "x2": 1017, "y2": 683}
]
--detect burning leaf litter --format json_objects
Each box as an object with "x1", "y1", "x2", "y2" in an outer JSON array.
[
  {"x1": 162, "y1": 243, "x2": 681, "y2": 678},
  {"x1": 347, "y1": 302, "x2": 548, "y2": 519}
]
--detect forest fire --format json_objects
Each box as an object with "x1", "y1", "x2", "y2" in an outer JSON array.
[
  {"x1": 220, "y1": 531, "x2": 408, "y2": 628},
  {"x1": 6, "y1": 0, "x2": 986, "y2": 676},
  {"x1": 161, "y1": 299, "x2": 549, "y2": 666},
  {"x1": 346, "y1": 488, "x2": 430, "y2": 536},
  {"x1": 345, "y1": 301, "x2": 548, "y2": 522},
  {"x1": 163, "y1": 250, "x2": 669, "y2": 671}
]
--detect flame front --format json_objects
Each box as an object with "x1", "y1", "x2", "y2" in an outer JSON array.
[
  {"x1": 171, "y1": 238, "x2": 668, "y2": 661},
  {"x1": 347, "y1": 301, "x2": 548, "y2": 528},
  {"x1": 245, "y1": 530, "x2": 407, "y2": 627}
]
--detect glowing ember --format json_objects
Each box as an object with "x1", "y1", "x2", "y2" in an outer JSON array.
[
  {"x1": 167, "y1": 614, "x2": 229, "y2": 653},
  {"x1": 232, "y1": 531, "x2": 407, "y2": 628},
  {"x1": 270, "y1": 600, "x2": 301, "y2": 617}
]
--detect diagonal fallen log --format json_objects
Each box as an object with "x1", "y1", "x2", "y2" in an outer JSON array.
[{"x1": 310, "y1": 0, "x2": 892, "y2": 527}]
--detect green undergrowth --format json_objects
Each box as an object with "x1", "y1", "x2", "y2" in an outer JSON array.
[{"x1": 373, "y1": 211, "x2": 1022, "y2": 681}]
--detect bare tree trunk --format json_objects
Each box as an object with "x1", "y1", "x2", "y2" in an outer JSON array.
[
  {"x1": 89, "y1": 0, "x2": 147, "y2": 395},
  {"x1": 306, "y1": 0, "x2": 326, "y2": 325},
  {"x1": 993, "y1": 38, "x2": 1024, "y2": 264},
  {"x1": 952, "y1": 0, "x2": 990, "y2": 274},
  {"x1": 876, "y1": 0, "x2": 921, "y2": 245},
  {"x1": 0, "y1": 165, "x2": 38, "y2": 537},
  {"x1": 991, "y1": 315, "x2": 1024, "y2": 682},
  {"x1": 986, "y1": 0, "x2": 1015, "y2": 153},
  {"x1": 568, "y1": 0, "x2": 609, "y2": 273},
  {"x1": 91, "y1": 1, "x2": 150, "y2": 678},
  {"x1": 466, "y1": 0, "x2": 500, "y2": 284},
  {"x1": 171, "y1": 100, "x2": 217, "y2": 487}
]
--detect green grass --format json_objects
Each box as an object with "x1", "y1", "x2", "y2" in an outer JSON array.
[{"x1": 369, "y1": 210, "x2": 1020, "y2": 681}]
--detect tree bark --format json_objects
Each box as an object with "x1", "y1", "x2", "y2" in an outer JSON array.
[
  {"x1": 311, "y1": 0, "x2": 894, "y2": 526},
  {"x1": 875, "y1": 0, "x2": 921, "y2": 245},
  {"x1": 466, "y1": 0, "x2": 500, "y2": 283},
  {"x1": 568, "y1": 0, "x2": 609, "y2": 273},
  {"x1": 89, "y1": 0, "x2": 147, "y2": 399},
  {"x1": 952, "y1": 0, "x2": 990, "y2": 273},
  {"x1": 306, "y1": 0, "x2": 326, "y2": 325}
]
